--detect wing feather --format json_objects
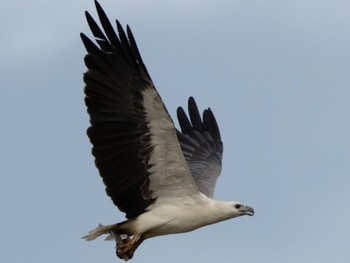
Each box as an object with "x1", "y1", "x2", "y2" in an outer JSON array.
[
  {"x1": 176, "y1": 97, "x2": 223, "y2": 198},
  {"x1": 82, "y1": 1, "x2": 198, "y2": 218}
]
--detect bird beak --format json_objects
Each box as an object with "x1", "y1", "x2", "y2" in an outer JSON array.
[{"x1": 241, "y1": 205, "x2": 254, "y2": 216}]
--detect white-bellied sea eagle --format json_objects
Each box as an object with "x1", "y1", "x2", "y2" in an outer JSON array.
[{"x1": 81, "y1": 1, "x2": 254, "y2": 260}]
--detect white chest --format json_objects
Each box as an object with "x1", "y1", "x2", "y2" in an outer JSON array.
[{"x1": 134, "y1": 198, "x2": 232, "y2": 239}]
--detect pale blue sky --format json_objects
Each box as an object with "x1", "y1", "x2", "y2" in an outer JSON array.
[{"x1": 1, "y1": 0, "x2": 349, "y2": 262}]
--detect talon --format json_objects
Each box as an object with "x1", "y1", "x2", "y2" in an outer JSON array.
[{"x1": 115, "y1": 233, "x2": 143, "y2": 261}]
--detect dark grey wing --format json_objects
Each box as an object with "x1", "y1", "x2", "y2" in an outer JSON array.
[
  {"x1": 81, "y1": 1, "x2": 157, "y2": 219},
  {"x1": 81, "y1": 1, "x2": 199, "y2": 219},
  {"x1": 176, "y1": 97, "x2": 223, "y2": 198}
]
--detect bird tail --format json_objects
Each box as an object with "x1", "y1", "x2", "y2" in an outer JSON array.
[{"x1": 82, "y1": 223, "x2": 120, "y2": 241}]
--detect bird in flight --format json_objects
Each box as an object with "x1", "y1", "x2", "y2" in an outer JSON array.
[{"x1": 81, "y1": 1, "x2": 254, "y2": 261}]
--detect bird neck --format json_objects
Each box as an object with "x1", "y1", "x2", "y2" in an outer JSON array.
[{"x1": 207, "y1": 199, "x2": 239, "y2": 223}]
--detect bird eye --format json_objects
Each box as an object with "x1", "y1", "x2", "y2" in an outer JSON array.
[{"x1": 235, "y1": 204, "x2": 242, "y2": 209}]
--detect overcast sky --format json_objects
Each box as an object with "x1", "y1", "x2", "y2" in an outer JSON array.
[{"x1": 1, "y1": 0, "x2": 349, "y2": 262}]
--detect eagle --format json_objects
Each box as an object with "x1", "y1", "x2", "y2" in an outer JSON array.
[{"x1": 81, "y1": 1, "x2": 254, "y2": 260}]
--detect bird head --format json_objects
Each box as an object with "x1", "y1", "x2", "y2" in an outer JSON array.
[{"x1": 232, "y1": 202, "x2": 254, "y2": 217}]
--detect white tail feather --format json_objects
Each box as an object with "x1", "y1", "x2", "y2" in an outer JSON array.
[{"x1": 82, "y1": 223, "x2": 118, "y2": 241}]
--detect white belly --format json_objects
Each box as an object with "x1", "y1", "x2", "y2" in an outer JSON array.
[{"x1": 132, "y1": 196, "x2": 230, "y2": 239}]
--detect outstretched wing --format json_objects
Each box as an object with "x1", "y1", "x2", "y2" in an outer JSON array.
[
  {"x1": 176, "y1": 97, "x2": 223, "y2": 198},
  {"x1": 81, "y1": 1, "x2": 199, "y2": 219}
]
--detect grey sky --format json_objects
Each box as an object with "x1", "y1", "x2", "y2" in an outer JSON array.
[{"x1": 1, "y1": 0, "x2": 349, "y2": 262}]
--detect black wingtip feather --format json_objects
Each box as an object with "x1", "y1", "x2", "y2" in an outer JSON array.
[
  {"x1": 85, "y1": 11, "x2": 104, "y2": 40},
  {"x1": 203, "y1": 108, "x2": 221, "y2": 142},
  {"x1": 80, "y1": 33, "x2": 101, "y2": 54},
  {"x1": 188, "y1": 97, "x2": 204, "y2": 132},
  {"x1": 116, "y1": 20, "x2": 128, "y2": 45},
  {"x1": 85, "y1": 10, "x2": 113, "y2": 52},
  {"x1": 177, "y1": 97, "x2": 222, "y2": 143},
  {"x1": 95, "y1": 0, "x2": 120, "y2": 46},
  {"x1": 126, "y1": 26, "x2": 142, "y2": 64},
  {"x1": 126, "y1": 25, "x2": 152, "y2": 80},
  {"x1": 177, "y1": 106, "x2": 194, "y2": 135},
  {"x1": 114, "y1": 20, "x2": 136, "y2": 66},
  {"x1": 94, "y1": 0, "x2": 103, "y2": 13}
]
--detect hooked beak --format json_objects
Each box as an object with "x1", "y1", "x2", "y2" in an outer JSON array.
[{"x1": 240, "y1": 205, "x2": 254, "y2": 216}]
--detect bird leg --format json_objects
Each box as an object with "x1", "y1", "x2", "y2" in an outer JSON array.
[
  {"x1": 108, "y1": 229, "x2": 124, "y2": 243},
  {"x1": 116, "y1": 233, "x2": 144, "y2": 261}
]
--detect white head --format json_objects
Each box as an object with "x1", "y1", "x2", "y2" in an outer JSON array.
[
  {"x1": 212, "y1": 200, "x2": 254, "y2": 221},
  {"x1": 231, "y1": 202, "x2": 254, "y2": 217}
]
